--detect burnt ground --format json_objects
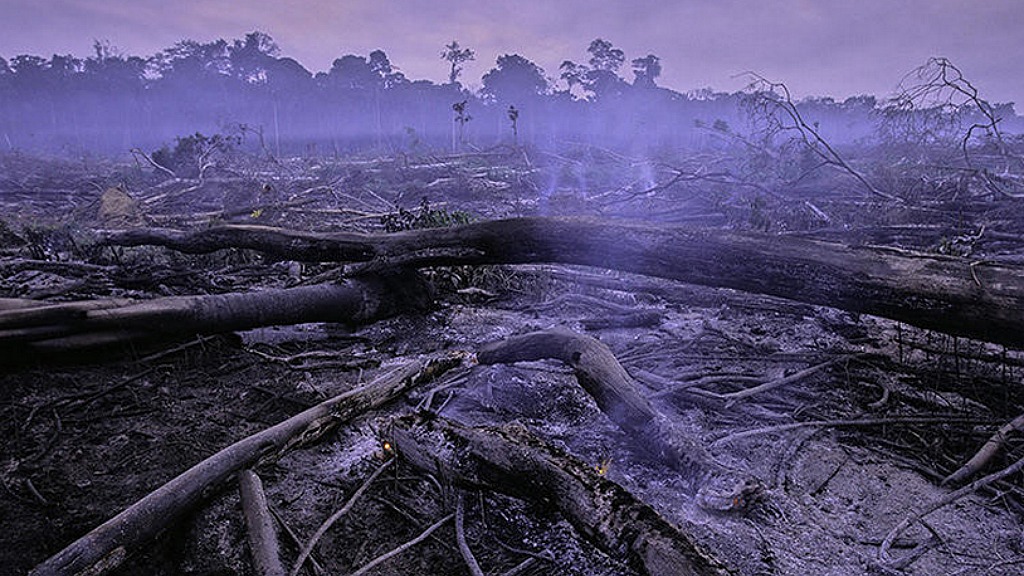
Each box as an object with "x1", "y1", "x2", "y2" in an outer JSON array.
[{"x1": 3, "y1": 149, "x2": 1024, "y2": 575}]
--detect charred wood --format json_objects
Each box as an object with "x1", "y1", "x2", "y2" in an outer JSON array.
[
  {"x1": 390, "y1": 413, "x2": 733, "y2": 576},
  {"x1": 105, "y1": 217, "x2": 1024, "y2": 348}
]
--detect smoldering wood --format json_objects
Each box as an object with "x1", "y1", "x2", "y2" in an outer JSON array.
[
  {"x1": 104, "y1": 217, "x2": 1024, "y2": 349},
  {"x1": 390, "y1": 413, "x2": 732, "y2": 576},
  {"x1": 476, "y1": 328, "x2": 761, "y2": 510},
  {"x1": 28, "y1": 357, "x2": 460, "y2": 576},
  {"x1": 477, "y1": 328, "x2": 659, "y2": 433}
]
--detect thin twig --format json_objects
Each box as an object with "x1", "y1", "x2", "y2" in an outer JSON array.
[
  {"x1": 349, "y1": 513, "x2": 454, "y2": 576},
  {"x1": 288, "y1": 458, "x2": 394, "y2": 576},
  {"x1": 267, "y1": 505, "x2": 326, "y2": 576},
  {"x1": 500, "y1": 558, "x2": 537, "y2": 576},
  {"x1": 879, "y1": 454, "x2": 1024, "y2": 563},
  {"x1": 721, "y1": 353, "x2": 866, "y2": 406},
  {"x1": 711, "y1": 416, "x2": 992, "y2": 449},
  {"x1": 944, "y1": 412, "x2": 1024, "y2": 485},
  {"x1": 455, "y1": 491, "x2": 485, "y2": 576}
]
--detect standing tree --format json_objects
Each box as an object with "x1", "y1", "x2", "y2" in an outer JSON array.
[
  {"x1": 227, "y1": 31, "x2": 279, "y2": 84},
  {"x1": 441, "y1": 40, "x2": 475, "y2": 85},
  {"x1": 559, "y1": 60, "x2": 589, "y2": 98},
  {"x1": 587, "y1": 38, "x2": 625, "y2": 73},
  {"x1": 584, "y1": 38, "x2": 628, "y2": 99},
  {"x1": 631, "y1": 54, "x2": 661, "y2": 88},
  {"x1": 452, "y1": 99, "x2": 471, "y2": 151},
  {"x1": 480, "y1": 54, "x2": 548, "y2": 104},
  {"x1": 507, "y1": 104, "x2": 519, "y2": 145}
]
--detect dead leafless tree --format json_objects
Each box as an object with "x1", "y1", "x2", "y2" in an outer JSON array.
[
  {"x1": 884, "y1": 57, "x2": 1019, "y2": 170},
  {"x1": 742, "y1": 73, "x2": 900, "y2": 202}
]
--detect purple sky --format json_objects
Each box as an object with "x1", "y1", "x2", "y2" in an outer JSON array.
[{"x1": 3, "y1": 0, "x2": 1022, "y2": 104}]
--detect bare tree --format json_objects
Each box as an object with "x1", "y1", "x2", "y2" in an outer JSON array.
[
  {"x1": 440, "y1": 40, "x2": 475, "y2": 85},
  {"x1": 507, "y1": 104, "x2": 519, "y2": 146},
  {"x1": 743, "y1": 73, "x2": 899, "y2": 202},
  {"x1": 884, "y1": 57, "x2": 1018, "y2": 169}
]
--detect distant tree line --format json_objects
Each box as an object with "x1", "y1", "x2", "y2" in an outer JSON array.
[{"x1": 0, "y1": 31, "x2": 1018, "y2": 156}]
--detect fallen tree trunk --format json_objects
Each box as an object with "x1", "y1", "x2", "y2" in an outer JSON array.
[
  {"x1": 29, "y1": 355, "x2": 461, "y2": 576},
  {"x1": 390, "y1": 413, "x2": 733, "y2": 576},
  {"x1": 105, "y1": 217, "x2": 1024, "y2": 348},
  {"x1": 0, "y1": 271, "x2": 427, "y2": 358},
  {"x1": 477, "y1": 328, "x2": 762, "y2": 511}
]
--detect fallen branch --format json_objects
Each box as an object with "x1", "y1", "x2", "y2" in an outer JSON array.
[
  {"x1": 288, "y1": 458, "x2": 394, "y2": 576},
  {"x1": 349, "y1": 513, "x2": 454, "y2": 576},
  {"x1": 130, "y1": 147, "x2": 177, "y2": 179},
  {"x1": 477, "y1": 328, "x2": 762, "y2": 510},
  {"x1": 719, "y1": 353, "x2": 866, "y2": 407},
  {"x1": 943, "y1": 412, "x2": 1024, "y2": 486},
  {"x1": 0, "y1": 272, "x2": 427, "y2": 358},
  {"x1": 455, "y1": 491, "x2": 486, "y2": 576},
  {"x1": 879, "y1": 454, "x2": 1024, "y2": 564},
  {"x1": 391, "y1": 414, "x2": 732, "y2": 576},
  {"x1": 239, "y1": 470, "x2": 286, "y2": 576},
  {"x1": 29, "y1": 356, "x2": 461, "y2": 576}
]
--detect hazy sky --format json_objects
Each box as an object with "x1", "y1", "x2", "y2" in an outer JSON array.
[{"x1": 3, "y1": 0, "x2": 1022, "y2": 104}]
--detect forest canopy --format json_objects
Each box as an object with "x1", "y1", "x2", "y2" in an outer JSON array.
[{"x1": 1, "y1": 31, "x2": 1020, "y2": 156}]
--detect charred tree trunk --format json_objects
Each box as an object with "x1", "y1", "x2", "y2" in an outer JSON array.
[
  {"x1": 390, "y1": 413, "x2": 733, "y2": 576},
  {"x1": 0, "y1": 271, "x2": 428, "y2": 359},
  {"x1": 106, "y1": 217, "x2": 1024, "y2": 348}
]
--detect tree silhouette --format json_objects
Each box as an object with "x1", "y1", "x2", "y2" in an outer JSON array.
[
  {"x1": 452, "y1": 99, "x2": 471, "y2": 151},
  {"x1": 481, "y1": 54, "x2": 548, "y2": 104},
  {"x1": 584, "y1": 39, "x2": 627, "y2": 100},
  {"x1": 441, "y1": 40, "x2": 475, "y2": 85},
  {"x1": 631, "y1": 54, "x2": 661, "y2": 88},
  {"x1": 587, "y1": 39, "x2": 624, "y2": 73},
  {"x1": 228, "y1": 31, "x2": 279, "y2": 84}
]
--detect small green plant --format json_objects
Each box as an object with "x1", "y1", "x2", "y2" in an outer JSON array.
[
  {"x1": 378, "y1": 199, "x2": 525, "y2": 296},
  {"x1": 380, "y1": 197, "x2": 473, "y2": 233}
]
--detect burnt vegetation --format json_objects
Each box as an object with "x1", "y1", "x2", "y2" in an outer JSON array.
[{"x1": 3, "y1": 33, "x2": 1024, "y2": 576}]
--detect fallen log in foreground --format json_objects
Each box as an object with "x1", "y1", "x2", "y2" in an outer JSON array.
[
  {"x1": 390, "y1": 413, "x2": 732, "y2": 576},
  {"x1": 0, "y1": 271, "x2": 427, "y2": 357},
  {"x1": 29, "y1": 356, "x2": 461, "y2": 576},
  {"x1": 107, "y1": 217, "x2": 1024, "y2": 348}
]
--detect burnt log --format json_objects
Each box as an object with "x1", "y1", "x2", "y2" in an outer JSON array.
[
  {"x1": 0, "y1": 271, "x2": 428, "y2": 358},
  {"x1": 105, "y1": 217, "x2": 1024, "y2": 348},
  {"x1": 477, "y1": 329, "x2": 762, "y2": 511},
  {"x1": 390, "y1": 413, "x2": 733, "y2": 576}
]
